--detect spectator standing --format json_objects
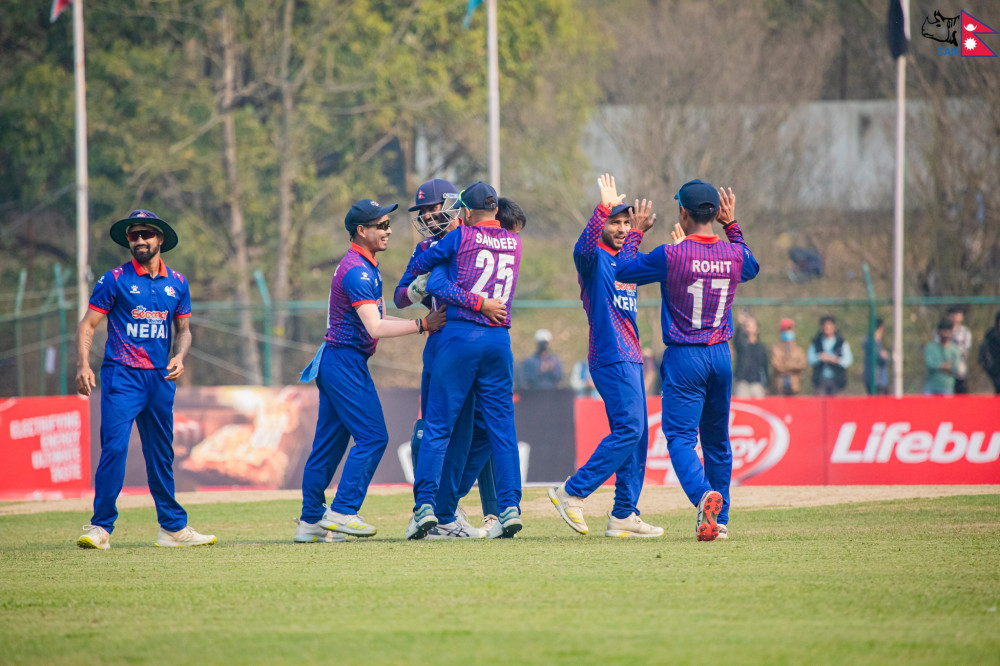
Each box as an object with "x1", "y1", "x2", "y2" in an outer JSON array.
[
  {"x1": 863, "y1": 318, "x2": 890, "y2": 395},
  {"x1": 978, "y1": 310, "x2": 1000, "y2": 394},
  {"x1": 942, "y1": 306, "x2": 972, "y2": 394},
  {"x1": 770, "y1": 318, "x2": 807, "y2": 396},
  {"x1": 925, "y1": 318, "x2": 962, "y2": 396},
  {"x1": 732, "y1": 314, "x2": 768, "y2": 398},
  {"x1": 521, "y1": 329, "x2": 563, "y2": 389},
  {"x1": 807, "y1": 315, "x2": 853, "y2": 395}
]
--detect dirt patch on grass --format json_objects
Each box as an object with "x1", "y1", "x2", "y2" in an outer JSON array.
[{"x1": 2, "y1": 484, "x2": 996, "y2": 517}]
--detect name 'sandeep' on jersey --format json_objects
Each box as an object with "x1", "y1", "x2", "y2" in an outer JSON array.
[{"x1": 474, "y1": 232, "x2": 518, "y2": 251}]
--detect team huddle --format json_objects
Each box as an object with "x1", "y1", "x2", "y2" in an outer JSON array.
[{"x1": 74, "y1": 173, "x2": 757, "y2": 550}]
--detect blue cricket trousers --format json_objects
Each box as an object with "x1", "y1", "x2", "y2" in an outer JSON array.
[
  {"x1": 436, "y1": 404, "x2": 500, "y2": 522},
  {"x1": 92, "y1": 363, "x2": 187, "y2": 533},
  {"x1": 661, "y1": 343, "x2": 733, "y2": 525},
  {"x1": 413, "y1": 322, "x2": 521, "y2": 514},
  {"x1": 564, "y1": 361, "x2": 648, "y2": 519},
  {"x1": 300, "y1": 346, "x2": 389, "y2": 523}
]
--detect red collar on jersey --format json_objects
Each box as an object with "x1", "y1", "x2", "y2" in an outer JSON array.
[
  {"x1": 472, "y1": 220, "x2": 501, "y2": 228},
  {"x1": 350, "y1": 242, "x2": 379, "y2": 267},
  {"x1": 131, "y1": 257, "x2": 167, "y2": 278},
  {"x1": 686, "y1": 234, "x2": 719, "y2": 245},
  {"x1": 597, "y1": 241, "x2": 619, "y2": 256}
]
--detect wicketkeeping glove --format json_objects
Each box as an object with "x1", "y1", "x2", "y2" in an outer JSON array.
[{"x1": 406, "y1": 273, "x2": 430, "y2": 304}]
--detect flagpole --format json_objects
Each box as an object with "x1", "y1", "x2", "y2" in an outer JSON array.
[
  {"x1": 891, "y1": 1, "x2": 908, "y2": 398},
  {"x1": 73, "y1": 0, "x2": 90, "y2": 320},
  {"x1": 486, "y1": 0, "x2": 500, "y2": 195}
]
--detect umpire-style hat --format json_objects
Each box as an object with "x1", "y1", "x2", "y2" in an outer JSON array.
[{"x1": 110, "y1": 209, "x2": 179, "y2": 253}]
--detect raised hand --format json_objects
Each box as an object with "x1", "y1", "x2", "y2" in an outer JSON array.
[
  {"x1": 716, "y1": 187, "x2": 736, "y2": 225},
  {"x1": 629, "y1": 198, "x2": 656, "y2": 233},
  {"x1": 671, "y1": 223, "x2": 686, "y2": 245},
  {"x1": 480, "y1": 298, "x2": 508, "y2": 325},
  {"x1": 597, "y1": 173, "x2": 625, "y2": 208}
]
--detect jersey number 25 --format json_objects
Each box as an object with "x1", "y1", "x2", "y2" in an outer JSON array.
[{"x1": 471, "y1": 249, "x2": 515, "y2": 302}]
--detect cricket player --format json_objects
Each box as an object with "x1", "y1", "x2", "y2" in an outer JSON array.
[
  {"x1": 616, "y1": 180, "x2": 758, "y2": 541},
  {"x1": 395, "y1": 179, "x2": 505, "y2": 538},
  {"x1": 75, "y1": 209, "x2": 215, "y2": 549},
  {"x1": 430, "y1": 196, "x2": 528, "y2": 535},
  {"x1": 549, "y1": 173, "x2": 663, "y2": 538},
  {"x1": 404, "y1": 181, "x2": 524, "y2": 540},
  {"x1": 294, "y1": 199, "x2": 445, "y2": 544}
]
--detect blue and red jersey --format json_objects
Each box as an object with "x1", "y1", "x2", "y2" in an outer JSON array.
[
  {"x1": 411, "y1": 221, "x2": 521, "y2": 328},
  {"x1": 575, "y1": 203, "x2": 643, "y2": 370},
  {"x1": 88, "y1": 258, "x2": 192, "y2": 370},
  {"x1": 615, "y1": 223, "x2": 759, "y2": 346},
  {"x1": 394, "y1": 237, "x2": 437, "y2": 310},
  {"x1": 324, "y1": 243, "x2": 383, "y2": 357}
]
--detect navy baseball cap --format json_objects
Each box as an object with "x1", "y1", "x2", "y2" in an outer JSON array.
[
  {"x1": 674, "y1": 179, "x2": 719, "y2": 213},
  {"x1": 609, "y1": 202, "x2": 634, "y2": 218},
  {"x1": 110, "y1": 209, "x2": 178, "y2": 253},
  {"x1": 408, "y1": 179, "x2": 458, "y2": 212},
  {"x1": 459, "y1": 181, "x2": 498, "y2": 211},
  {"x1": 344, "y1": 199, "x2": 398, "y2": 234}
]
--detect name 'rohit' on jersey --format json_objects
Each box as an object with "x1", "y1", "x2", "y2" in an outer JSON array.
[
  {"x1": 574, "y1": 203, "x2": 643, "y2": 369},
  {"x1": 615, "y1": 223, "x2": 759, "y2": 346}
]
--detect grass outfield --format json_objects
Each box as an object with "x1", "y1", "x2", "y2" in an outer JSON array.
[{"x1": 1, "y1": 489, "x2": 998, "y2": 665}]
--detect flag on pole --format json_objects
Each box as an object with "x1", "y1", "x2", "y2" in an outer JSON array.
[
  {"x1": 51, "y1": 0, "x2": 72, "y2": 23},
  {"x1": 960, "y1": 12, "x2": 997, "y2": 57},
  {"x1": 886, "y1": 0, "x2": 909, "y2": 59},
  {"x1": 462, "y1": 0, "x2": 483, "y2": 29}
]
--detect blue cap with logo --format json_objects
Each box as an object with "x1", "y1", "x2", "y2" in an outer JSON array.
[
  {"x1": 674, "y1": 179, "x2": 719, "y2": 214},
  {"x1": 609, "y1": 202, "x2": 634, "y2": 218},
  {"x1": 408, "y1": 179, "x2": 458, "y2": 212},
  {"x1": 345, "y1": 199, "x2": 398, "y2": 234},
  {"x1": 459, "y1": 181, "x2": 498, "y2": 211}
]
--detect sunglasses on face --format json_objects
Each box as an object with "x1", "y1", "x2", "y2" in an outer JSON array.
[
  {"x1": 364, "y1": 219, "x2": 391, "y2": 231},
  {"x1": 126, "y1": 229, "x2": 161, "y2": 242}
]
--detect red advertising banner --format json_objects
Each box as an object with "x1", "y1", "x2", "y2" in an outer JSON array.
[
  {"x1": 0, "y1": 396, "x2": 91, "y2": 500},
  {"x1": 575, "y1": 396, "x2": 1000, "y2": 486}
]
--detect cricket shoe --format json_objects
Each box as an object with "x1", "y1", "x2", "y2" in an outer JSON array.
[
  {"x1": 548, "y1": 480, "x2": 588, "y2": 535},
  {"x1": 426, "y1": 515, "x2": 485, "y2": 539},
  {"x1": 405, "y1": 504, "x2": 438, "y2": 540},
  {"x1": 696, "y1": 490, "x2": 724, "y2": 542},
  {"x1": 77, "y1": 525, "x2": 110, "y2": 550},
  {"x1": 605, "y1": 513, "x2": 664, "y2": 538},
  {"x1": 485, "y1": 507, "x2": 522, "y2": 539},
  {"x1": 156, "y1": 526, "x2": 217, "y2": 547},
  {"x1": 294, "y1": 519, "x2": 347, "y2": 543},
  {"x1": 482, "y1": 514, "x2": 498, "y2": 533},
  {"x1": 319, "y1": 509, "x2": 377, "y2": 537},
  {"x1": 717, "y1": 524, "x2": 729, "y2": 540}
]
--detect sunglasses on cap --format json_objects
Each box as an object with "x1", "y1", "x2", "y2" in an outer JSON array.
[
  {"x1": 126, "y1": 229, "x2": 162, "y2": 242},
  {"x1": 363, "y1": 219, "x2": 391, "y2": 231}
]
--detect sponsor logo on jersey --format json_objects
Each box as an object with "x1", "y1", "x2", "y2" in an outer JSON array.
[
  {"x1": 830, "y1": 421, "x2": 1000, "y2": 464},
  {"x1": 164, "y1": 286, "x2": 177, "y2": 298},
  {"x1": 130, "y1": 285, "x2": 140, "y2": 294},
  {"x1": 645, "y1": 402, "x2": 790, "y2": 484},
  {"x1": 98, "y1": 276, "x2": 105, "y2": 285},
  {"x1": 614, "y1": 281, "x2": 636, "y2": 293},
  {"x1": 131, "y1": 306, "x2": 168, "y2": 321},
  {"x1": 126, "y1": 306, "x2": 169, "y2": 339}
]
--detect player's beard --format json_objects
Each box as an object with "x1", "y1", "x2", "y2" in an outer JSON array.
[{"x1": 131, "y1": 244, "x2": 160, "y2": 264}]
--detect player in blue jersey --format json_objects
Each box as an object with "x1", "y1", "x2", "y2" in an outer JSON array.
[
  {"x1": 616, "y1": 180, "x2": 759, "y2": 541},
  {"x1": 548, "y1": 173, "x2": 664, "y2": 538},
  {"x1": 395, "y1": 179, "x2": 506, "y2": 539},
  {"x1": 75, "y1": 209, "x2": 215, "y2": 549},
  {"x1": 425, "y1": 195, "x2": 528, "y2": 536},
  {"x1": 404, "y1": 181, "x2": 524, "y2": 540},
  {"x1": 294, "y1": 199, "x2": 446, "y2": 544}
]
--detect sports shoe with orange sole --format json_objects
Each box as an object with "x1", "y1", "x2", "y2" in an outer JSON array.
[{"x1": 696, "y1": 490, "x2": 723, "y2": 542}]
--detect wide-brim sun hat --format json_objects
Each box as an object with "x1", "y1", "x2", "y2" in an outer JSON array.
[{"x1": 109, "y1": 209, "x2": 178, "y2": 253}]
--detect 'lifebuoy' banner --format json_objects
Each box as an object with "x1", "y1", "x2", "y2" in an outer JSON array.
[
  {"x1": 0, "y1": 396, "x2": 91, "y2": 500},
  {"x1": 575, "y1": 396, "x2": 1000, "y2": 485}
]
